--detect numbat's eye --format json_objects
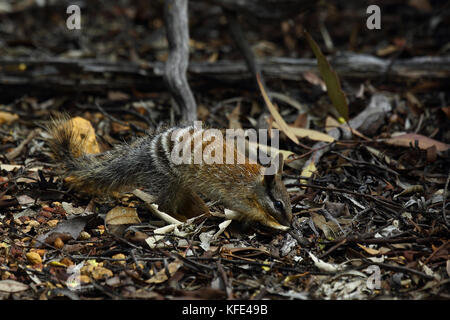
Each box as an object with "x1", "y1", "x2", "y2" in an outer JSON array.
[{"x1": 274, "y1": 201, "x2": 284, "y2": 211}]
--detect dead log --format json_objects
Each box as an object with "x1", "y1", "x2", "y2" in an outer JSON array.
[
  {"x1": 0, "y1": 54, "x2": 448, "y2": 97},
  {"x1": 188, "y1": 54, "x2": 450, "y2": 82}
]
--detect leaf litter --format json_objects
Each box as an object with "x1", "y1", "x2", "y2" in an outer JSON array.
[{"x1": 0, "y1": 0, "x2": 449, "y2": 301}]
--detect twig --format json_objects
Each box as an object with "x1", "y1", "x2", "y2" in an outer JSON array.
[
  {"x1": 443, "y1": 172, "x2": 450, "y2": 227},
  {"x1": 323, "y1": 236, "x2": 441, "y2": 245},
  {"x1": 90, "y1": 279, "x2": 123, "y2": 299},
  {"x1": 423, "y1": 240, "x2": 449, "y2": 265},
  {"x1": 217, "y1": 259, "x2": 233, "y2": 299},
  {"x1": 319, "y1": 239, "x2": 347, "y2": 259},
  {"x1": 171, "y1": 252, "x2": 215, "y2": 272},
  {"x1": 286, "y1": 182, "x2": 404, "y2": 211},
  {"x1": 366, "y1": 260, "x2": 434, "y2": 280},
  {"x1": 132, "y1": 189, "x2": 183, "y2": 225},
  {"x1": 330, "y1": 151, "x2": 399, "y2": 176},
  {"x1": 6, "y1": 129, "x2": 38, "y2": 161}
]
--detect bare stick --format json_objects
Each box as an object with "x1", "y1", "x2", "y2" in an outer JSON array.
[
  {"x1": 132, "y1": 189, "x2": 182, "y2": 225},
  {"x1": 443, "y1": 172, "x2": 450, "y2": 227},
  {"x1": 163, "y1": 0, "x2": 197, "y2": 121},
  {"x1": 6, "y1": 129, "x2": 38, "y2": 161}
]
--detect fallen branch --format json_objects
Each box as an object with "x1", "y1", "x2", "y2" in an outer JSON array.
[
  {"x1": 6, "y1": 129, "x2": 38, "y2": 161},
  {"x1": 163, "y1": 0, "x2": 197, "y2": 121},
  {"x1": 0, "y1": 54, "x2": 448, "y2": 95}
]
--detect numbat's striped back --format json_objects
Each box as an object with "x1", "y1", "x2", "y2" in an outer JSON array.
[{"x1": 148, "y1": 125, "x2": 262, "y2": 180}]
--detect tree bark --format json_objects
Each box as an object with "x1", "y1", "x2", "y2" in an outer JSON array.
[{"x1": 163, "y1": 0, "x2": 197, "y2": 121}]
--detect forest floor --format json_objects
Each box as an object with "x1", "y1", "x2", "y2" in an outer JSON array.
[{"x1": 0, "y1": 0, "x2": 449, "y2": 300}]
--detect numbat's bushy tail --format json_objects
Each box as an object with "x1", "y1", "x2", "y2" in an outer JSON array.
[{"x1": 46, "y1": 117, "x2": 293, "y2": 231}]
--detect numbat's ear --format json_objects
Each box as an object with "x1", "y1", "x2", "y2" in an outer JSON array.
[
  {"x1": 263, "y1": 173, "x2": 275, "y2": 186},
  {"x1": 262, "y1": 153, "x2": 284, "y2": 185},
  {"x1": 275, "y1": 153, "x2": 284, "y2": 175}
]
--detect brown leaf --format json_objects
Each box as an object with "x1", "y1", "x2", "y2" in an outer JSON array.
[
  {"x1": 53, "y1": 237, "x2": 65, "y2": 249},
  {"x1": 105, "y1": 206, "x2": 141, "y2": 225},
  {"x1": 272, "y1": 122, "x2": 335, "y2": 143},
  {"x1": 441, "y1": 106, "x2": 450, "y2": 120},
  {"x1": 303, "y1": 71, "x2": 326, "y2": 91},
  {"x1": 43, "y1": 232, "x2": 73, "y2": 245},
  {"x1": 427, "y1": 145, "x2": 437, "y2": 162},
  {"x1": 408, "y1": 0, "x2": 432, "y2": 12},
  {"x1": 357, "y1": 244, "x2": 390, "y2": 255},
  {"x1": 146, "y1": 260, "x2": 182, "y2": 284},
  {"x1": 0, "y1": 111, "x2": 19, "y2": 125},
  {"x1": 107, "y1": 91, "x2": 130, "y2": 101},
  {"x1": 111, "y1": 122, "x2": 130, "y2": 134},
  {"x1": 385, "y1": 133, "x2": 450, "y2": 152},
  {"x1": 376, "y1": 45, "x2": 399, "y2": 57},
  {"x1": 91, "y1": 267, "x2": 113, "y2": 280}
]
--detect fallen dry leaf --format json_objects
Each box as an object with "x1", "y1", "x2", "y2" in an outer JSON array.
[
  {"x1": 247, "y1": 140, "x2": 294, "y2": 162},
  {"x1": 357, "y1": 243, "x2": 390, "y2": 255},
  {"x1": 0, "y1": 280, "x2": 29, "y2": 293},
  {"x1": 16, "y1": 195, "x2": 35, "y2": 205},
  {"x1": 26, "y1": 252, "x2": 42, "y2": 265},
  {"x1": 311, "y1": 212, "x2": 340, "y2": 239},
  {"x1": 441, "y1": 106, "x2": 450, "y2": 120},
  {"x1": 408, "y1": 0, "x2": 432, "y2": 12},
  {"x1": 272, "y1": 122, "x2": 335, "y2": 143},
  {"x1": 91, "y1": 267, "x2": 113, "y2": 280},
  {"x1": 107, "y1": 90, "x2": 130, "y2": 101},
  {"x1": 325, "y1": 116, "x2": 341, "y2": 132},
  {"x1": 105, "y1": 206, "x2": 141, "y2": 225},
  {"x1": 53, "y1": 237, "x2": 64, "y2": 249},
  {"x1": 384, "y1": 133, "x2": 450, "y2": 152},
  {"x1": 256, "y1": 73, "x2": 299, "y2": 145},
  {"x1": 300, "y1": 161, "x2": 317, "y2": 185},
  {"x1": 0, "y1": 111, "x2": 19, "y2": 125},
  {"x1": 112, "y1": 253, "x2": 126, "y2": 265},
  {"x1": 303, "y1": 71, "x2": 326, "y2": 91},
  {"x1": 146, "y1": 260, "x2": 182, "y2": 284}
]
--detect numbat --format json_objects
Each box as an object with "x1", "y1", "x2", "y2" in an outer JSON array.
[{"x1": 46, "y1": 117, "x2": 292, "y2": 231}]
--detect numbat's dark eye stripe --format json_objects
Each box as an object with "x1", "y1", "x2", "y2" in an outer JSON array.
[{"x1": 274, "y1": 201, "x2": 284, "y2": 210}]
